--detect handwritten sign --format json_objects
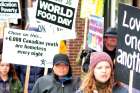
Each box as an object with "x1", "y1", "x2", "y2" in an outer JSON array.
[{"x1": 115, "y1": 3, "x2": 140, "y2": 90}]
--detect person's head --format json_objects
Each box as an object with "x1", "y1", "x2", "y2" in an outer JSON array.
[
  {"x1": 80, "y1": 52, "x2": 114, "y2": 93},
  {"x1": 104, "y1": 27, "x2": 118, "y2": 51},
  {"x1": 52, "y1": 53, "x2": 72, "y2": 77},
  {"x1": 89, "y1": 52, "x2": 113, "y2": 83},
  {"x1": 0, "y1": 55, "x2": 18, "y2": 80}
]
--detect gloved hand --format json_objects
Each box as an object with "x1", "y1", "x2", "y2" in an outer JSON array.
[{"x1": 80, "y1": 48, "x2": 94, "y2": 59}]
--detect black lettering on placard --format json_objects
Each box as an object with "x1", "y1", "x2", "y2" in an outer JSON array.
[
  {"x1": 36, "y1": 0, "x2": 75, "y2": 29},
  {"x1": 45, "y1": 42, "x2": 58, "y2": 47}
]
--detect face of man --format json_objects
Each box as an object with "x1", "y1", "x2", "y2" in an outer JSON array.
[
  {"x1": 104, "y1": 36, "x2": 117, "y2": 51},
  {"x1": 53, "y1": 62, "x2": 69, "y2": 77}
]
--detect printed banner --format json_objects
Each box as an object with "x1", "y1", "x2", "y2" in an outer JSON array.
[
  {"x1": 2, "y1": 28, "x2": 59, "y2": 68},
  {"x1": 87, "y1": 15, "x2": 104, "y2": 51},
  {"x1": 0, "y1": 0, "x2": 21, "y2": 19},
  {"x1": 36, "y1": 0, "x2": 78, "y2": 30},
  {"x1": 28, "y1": 0, "x2": 78, "y2": 40}
]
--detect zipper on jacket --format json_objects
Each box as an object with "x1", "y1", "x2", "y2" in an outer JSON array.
[{"x1": 61, "y1": 83, "x2": 64, "y2": 93}]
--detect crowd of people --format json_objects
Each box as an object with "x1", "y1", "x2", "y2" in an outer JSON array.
[{"x1": 0, "y1": 27, "x2": 139, "y2": 93}]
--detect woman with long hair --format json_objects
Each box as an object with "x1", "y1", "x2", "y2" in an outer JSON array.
[
  {"x1": 0, "y1": 55, "x2": 23, "y2": 93},
  {"x1": 76, "y1": 52, "x2": 128, "y2": 93}
]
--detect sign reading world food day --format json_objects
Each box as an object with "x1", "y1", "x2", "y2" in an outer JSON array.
[
  {"x1": 2, "y1": 28, "x2": 59, "y2": 68},
  {"x1": 115, "y1": 3, "x2": 140, "y2": 90},
  {"x1": 36, "y1": 0, "x2": 79, "y2": 30},
  {"x1": 87, "y1": 15, "x2": 104, "y2": 51},
  {"x1": 0, "y1": 0, "x2": 21, "y2": 19}
]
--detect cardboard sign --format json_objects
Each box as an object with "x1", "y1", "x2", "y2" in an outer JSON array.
[
  {"x1": 0, "y1": 0, "x2": 21, "y2": 19},
  {"x1": 115, "y1": 3, "x2": 140, "y2": 90},
  {"x1": 2, "y1": 28, "x2": 59, "y2": 68}
]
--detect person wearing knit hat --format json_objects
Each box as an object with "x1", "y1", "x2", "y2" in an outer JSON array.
[
  {"x1": 89, "y1": 52, "x2": 113, "y2": 71},
  {"x1": 75, "y1": 52, "x2": 128, "y2": 93},
  {"x1": 32, "y1": 53, "x2": 79, "y2": 93}
]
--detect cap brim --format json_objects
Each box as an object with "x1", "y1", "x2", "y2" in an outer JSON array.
[
  {"x1": 104, "y1": 34, "x2": 117, "y2": 37},
  {"x1": 54, "y1": 61, "x2": 68, "y2": 65}
]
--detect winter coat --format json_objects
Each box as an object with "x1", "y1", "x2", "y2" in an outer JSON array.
[
  {"x1": 14, "y1": 65, "x2": 44, "y2": 93},
  {"x1": 103, "y1": 45, "x2": 116, "y2": 61},
  {"x1": 0, "y1": 77, "x2": 23, "y2": 93},
  {"x1": 113, "y1": 85, "x2": 128, "y2": 93},
  {"x1": 31, "y1": 74, "x2": 79, "y2": 93},
  {"x1": 75, "y1": 85, "x2": 128, "y2": 93}
]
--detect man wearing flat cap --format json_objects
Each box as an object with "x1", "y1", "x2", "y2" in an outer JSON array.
[{"x1": 103, "y1": 27, "x2": 118, "y2": 62}]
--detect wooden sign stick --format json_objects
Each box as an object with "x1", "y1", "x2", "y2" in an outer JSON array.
[
  {"x1": 23, "y1": 0, "x2": 32, "y2": 92},
  {"x1": 24, "y1": 65, "x2": 30, "y2": 93},
  {"x1": 44, "y1": 67, "x2": 48, "y2": 75},
  {"x1": 81, "y1": 0, "x2": 89, "y2": 66},
  {"x1": 129, "y1": 70, "x2": 134, "y2": 93}
]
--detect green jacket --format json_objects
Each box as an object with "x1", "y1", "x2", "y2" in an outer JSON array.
[
  {"x1": 0, "y1": 77, "x2": 23, "y2": 93},
  {"x1": 10, "y1": 79, "x2": 23, "y2": 93}
]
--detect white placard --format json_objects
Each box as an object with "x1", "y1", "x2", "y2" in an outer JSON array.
[
  {"x1": 34, "y1": 0, "x2": 79, "y2": 40},
  {"x1": 2, "y1": 28, "x2": 60, "y2": 68}
]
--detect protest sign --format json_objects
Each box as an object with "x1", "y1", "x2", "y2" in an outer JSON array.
[
  {"x1": 35, "y1": 0, "x2": 78, "y2": 40},
  {"x1": 87, "y1": 15, "x2": 104, "y2": 51},
  {"x1": 36, "y1": 0, "x2": 78, "y2": 29},
  {"x1": 27, "y1": 0, "x2": 76, "y2": 40},
  {"x1": 115, "y1": 3, "x2": 140, "y2": 90},
  {"x1": 2, "y1": 28, "x2": 59, "y2": 68},
  {"x1": 80, "y1": 0, "x2": 104, "y2": 18},
  {"x1": 0, "y1": 0, "x2": 21, "y2": 19}
]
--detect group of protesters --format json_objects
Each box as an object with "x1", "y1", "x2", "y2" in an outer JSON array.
[{"x1": 0, "y1": 27, "x2": 139, "y2": 93}]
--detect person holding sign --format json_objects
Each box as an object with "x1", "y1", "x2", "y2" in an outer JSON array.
[
  {"x1": 31, "y1": 53, "x2": 79, "y2": 93},
  {"x1": 0, "y1": 55, "x2": 23, "y2": 93},
  {"x1": 75, "y1": 52, "x2": 128, "y2": 93}
]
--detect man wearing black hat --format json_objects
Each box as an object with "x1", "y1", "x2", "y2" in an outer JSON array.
[
  {"x1": 103, "y1": 27, "x2": 118, "y2": 62},
  {"x1": 31, "y1": 53, "x2": 79, "y2": 93}
]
